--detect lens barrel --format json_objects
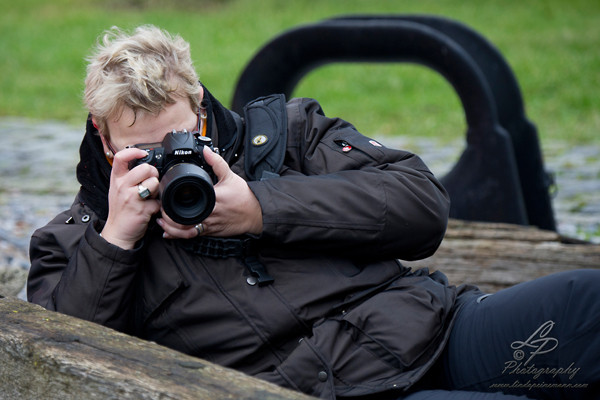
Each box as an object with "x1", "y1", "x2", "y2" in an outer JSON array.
[{"x1": 159, "y1": 163, "x2": 215, "y2": 225}]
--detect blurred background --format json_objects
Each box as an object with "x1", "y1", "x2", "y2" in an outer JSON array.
[
  {"x1": 1, "y1": 0, "x2": 598, "y2": 142},
  {"x1": 0, "y1": 0, "x2": 599, "y2": 290}
]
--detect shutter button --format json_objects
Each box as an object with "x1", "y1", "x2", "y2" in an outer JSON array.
[{"x1": 318, "y1": 371, "x2": 328, "y2": 382}]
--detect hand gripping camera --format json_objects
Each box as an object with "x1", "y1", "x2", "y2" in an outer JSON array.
[{"x1": 129, "y1": 130, "x2": 216, "y2": 225}]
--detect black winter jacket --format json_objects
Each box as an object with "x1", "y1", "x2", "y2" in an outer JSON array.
[{"x1": 28, "y1": 95, "x2": 470, "y2": 399}]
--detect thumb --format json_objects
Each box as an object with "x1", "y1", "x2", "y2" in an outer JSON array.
[{"x1": 203, "y1": 146, "x2": 230, "y2": 182}]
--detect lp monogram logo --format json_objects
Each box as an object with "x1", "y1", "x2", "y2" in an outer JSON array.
[{"x1": 510, "y1": 320, "x2": 558, "y2": 365}]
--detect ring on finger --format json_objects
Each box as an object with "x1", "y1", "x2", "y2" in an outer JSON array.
[
  {"x1": 195, "y1": 223, "x2": 204, "y2": 236},
  {"x1": 137, "y1": 184, "x2": 151, "y2": 200}
]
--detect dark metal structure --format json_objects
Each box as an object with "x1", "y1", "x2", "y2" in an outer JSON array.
[{"x1": 232, "y1": 16, "x2": 556, "y2": 230}]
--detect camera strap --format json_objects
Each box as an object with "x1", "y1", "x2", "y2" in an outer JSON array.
[
  {"x1": 179, "y1": 236, "x2": 274, "y2": 286},
  {"x1": 243, "y1": 94, "x2": 288, "y2": 181}
]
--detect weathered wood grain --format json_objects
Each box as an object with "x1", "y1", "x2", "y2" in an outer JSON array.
[
  {"x1": 402, "y1": 220, "x2": 600, "y2": 292},
  {"x1": 0, "y1": 295, "x2": 315, "y2": 400}
]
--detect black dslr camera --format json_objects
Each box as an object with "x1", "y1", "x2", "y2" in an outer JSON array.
[{"x1": 129, "y1": 130, "x2": 216, "y2": 225}]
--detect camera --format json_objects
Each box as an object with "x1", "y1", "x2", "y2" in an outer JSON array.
[{"x1": 128, "y1": 130, "x2": 216, "y2": 225}]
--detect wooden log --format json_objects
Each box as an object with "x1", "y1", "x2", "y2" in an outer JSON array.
[
  {"x1": 0, "y1": 295, "x2": 315, "y2": 400},
  {"x1": 402, "y1": 219, "x2": 600, "y2": 293}
]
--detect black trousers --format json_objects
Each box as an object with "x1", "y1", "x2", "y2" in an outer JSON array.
[{"x1": 403, "y1": 269, "x2": 600, "y2": 400}]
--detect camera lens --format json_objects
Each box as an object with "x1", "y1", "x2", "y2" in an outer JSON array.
[{"x1": 159, "y1": 163, "x2": 215, "y2": 225}]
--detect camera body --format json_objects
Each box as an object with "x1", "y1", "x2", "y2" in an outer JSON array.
[{"x1": 129, "y1": 130, "x2": 216, "y2": 225}]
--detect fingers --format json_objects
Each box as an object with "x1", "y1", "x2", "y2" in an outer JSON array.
[
  {"x1": 158, "y1": 212, "x2": 204, "y2": 239},
  {"x1": 138, "y1": 176, "x2": 160, "y2": 200},
  {"x1": 203, "y1": 146, "x2": 229, "y2": 183},
  {"x1": 111, "y1": 148, "x2": 151, "y2": 177},
  {"x1": 112, "y1": 148, "x2": 160, "y2": 200},
  {"x1": 101, "y1": 148, "x2": 162, "y2": 249}
]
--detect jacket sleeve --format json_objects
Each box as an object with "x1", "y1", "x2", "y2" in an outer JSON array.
[
  {"x1": 27, "y1": 200, "x2": 141, "y2": 333},
  {"x1": 247, "y1": 98, "x2": 450, "y2": 261}
]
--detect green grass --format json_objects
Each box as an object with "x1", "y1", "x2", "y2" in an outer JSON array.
[{"x1": 1, "y1": 0, "x2": 598, "y2": 144}]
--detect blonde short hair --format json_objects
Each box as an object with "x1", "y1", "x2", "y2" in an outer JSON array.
[{"x1": 84, "y1": 25, "x2": 201, "y2": 136}]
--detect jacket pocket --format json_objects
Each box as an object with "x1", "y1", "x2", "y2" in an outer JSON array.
[
  {"x1": 312, "y1": 272, "x2": 456, "y2": 397},
  {"x1": 344, "y1": 273, "x2": 454, "y2": 367},
  {"x1": 141, "y1": 279, "x2": 186, "y2": 325}
]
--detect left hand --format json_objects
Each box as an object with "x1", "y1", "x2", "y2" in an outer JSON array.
[{"x1": 158, "y1": 146, "x2": 263, "y2": 239}]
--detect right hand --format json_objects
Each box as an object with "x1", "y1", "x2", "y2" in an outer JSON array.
[
  {"x1": 100, "y1": 148, "x2": 161, "y2": 249},
  {"x1": 158, "y1": 147, "x2": 264, "y2": 240}
]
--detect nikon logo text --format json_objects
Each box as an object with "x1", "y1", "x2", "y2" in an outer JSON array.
[{"x1": 174, "y1": 150, "x2": 192, "y2": 155}]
